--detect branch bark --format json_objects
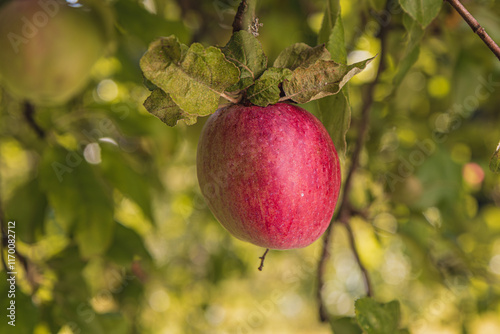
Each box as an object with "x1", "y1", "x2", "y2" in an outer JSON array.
[
  {"x1": 232, "y1": 0, "x2": 247, "y2": 33},
  {"x1": 23, "y1": 101, "x2": 45, "y2": 138},
  {"x1": 445, "y1": 0, "x2": 500, "y2": 61},
  {"x1": 316, "y1": 13, "x2": 389, "y2": 323},
  {"x1": 232, "y1": 0, "x2": 257, "y2": 34}
]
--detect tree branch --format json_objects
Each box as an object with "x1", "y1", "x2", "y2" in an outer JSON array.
[
  {"x1": 23, "y1": 101, "x2": 45, "y2": 138},
  {"x1": 0, "y1": 155, "x2": 36, "y2": 291},
  {"x1": 316, "y1": 221, "x2": 334, "y2": 322},
  {"x1": 232, "y1": 0, "x2": 258, "y2": 34},
  {"x1": 343, "y1": 218, "x2": 372, "y2": 297},
  {"x1": 445, "y1": 0, "x2": 500, "y2": 61},
  {"x1": 232, "y1": 0, "x2": 247, "y2": 33},
  {"x1": 316, "y1": 12, "x2": 389, "y2": 323}
]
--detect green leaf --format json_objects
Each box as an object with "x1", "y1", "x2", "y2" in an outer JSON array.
[
  {"x1": 326, "y1": 13, "x2": 347, "y2": 64},
  {"x1": 96, "y1": 313, "x2": 131, "y2": 334},
  {"x1": 318, "y1": 0, "x2": 340, "y2": 46},
  {"x1": 415, "y1": 148, "x2": 461, "y2": 209},
  {"x1": 369, "y1": 0, "x2": 387, "y2": 11},
  {"x1": 106, "y1": 223, "x2": 151, "y2": 266},
  {"x1": 317, "y1": 90, "x2": 351, "y2": 158},
  {"x1": 393, "y1": 14, "x2": 425, "y2": 87},
  {"x1": 100, "y1": 143, "x2": 154, "y2": 221},
  {"x1": 246, "y1": 67, "x2": 292, "y2": 107},
  {"x1": 222, "y1": 30, "x2": 268, "y2": 91},
  {"x1": 40, "y1": 147, "x2": 115, "y2": 258},
  {"x1": 330, "y1": 317, "x2": 363, "y2": 334},
  {"x1": 355, "y1": 298, "x2": 402, "y2": 334},
  {"x1": 283, "y1": 58, "x2": 373, "y2": 104},
  {"x1": 143, "y1": 88, "x2": 197, "y2": 126},
  {"x1": 47, "y1": 247, "x2": 132, "y2": 334},
  {"x1": 140, "y1": 36, "x2": 239, "y2": 117},
  {"x1": 273, "y1": 43, "x2": 331, "y2": 70},
  {"x1": 5, "y1": 178, "x2": 47, "y2": 243},
  {"x1": 315, "y1": 0, "x2": 350, "y2": 158},
  {"x1": 489, "y1": 142, "x2": 500, "y2": 173},
  {"x1": 114, "y1": 0, "x2": 189, "y2": 44},
  {"x1": 399, "y1": 0, "x2": 442, "y2": 28}
]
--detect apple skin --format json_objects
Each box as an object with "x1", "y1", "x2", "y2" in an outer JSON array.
[
  {"x1": 0, "y1": 0, "x2": 108, "y2": 105},
  {"x1": 197, "y1": 103, "x2": 341, "y2": 249}
]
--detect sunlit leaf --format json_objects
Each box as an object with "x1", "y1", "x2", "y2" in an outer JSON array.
[
  {"x1": 283, "y1": 58, "x2": 373, "y2": 104},
  {"x1": 326, "y1": 13, "x2": 347, "y2": 65},
  {"x1": 140, "y1": 36, "x2": 240, "y2": 117},
  {"x1": 318, "y1": 0, "x2": 340, "y2": 47},
  {"x1": 399, "y1": 0, "x2": 442, "y2": 27}
]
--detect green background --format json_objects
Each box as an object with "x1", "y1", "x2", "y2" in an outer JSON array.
[{"x1": 1, "y1": 0, "x2": 500, "y2": 333}]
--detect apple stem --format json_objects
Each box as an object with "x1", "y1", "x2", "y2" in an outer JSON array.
[{"x1": 257, "y1": 248, "x2": 269, "y2": 271}]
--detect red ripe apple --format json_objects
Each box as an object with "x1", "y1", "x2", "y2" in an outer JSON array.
[{"x1": 197, "y1": 103, "x2": 341, "y2": 249}]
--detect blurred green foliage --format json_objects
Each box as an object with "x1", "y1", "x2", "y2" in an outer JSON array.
[{"x1": 0, "y1": 0, "x2": 500, "y2": 333}]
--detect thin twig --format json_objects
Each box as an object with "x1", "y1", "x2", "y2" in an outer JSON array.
[
  {"x1": 316, "y1": 11, "x2": 389, "y2": 323},
  {"x1": 316, "y1": 222, "x2": 334, "y2": 322},
  {"x1": 344, "y1": 219, "x2": 372, "y2": 297},
  {"x1": 0, "y1": 154, "x2": 35, "y2": 291},
  {"x1": 445, "y1": 0, "x2": 500, "y2": 61},
  {"x1": 23, "y1": 101, "x2": 45, "y2": 138},
  {"x1": 257, "y1": 248, "x2": 269, "y2": 271}
]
